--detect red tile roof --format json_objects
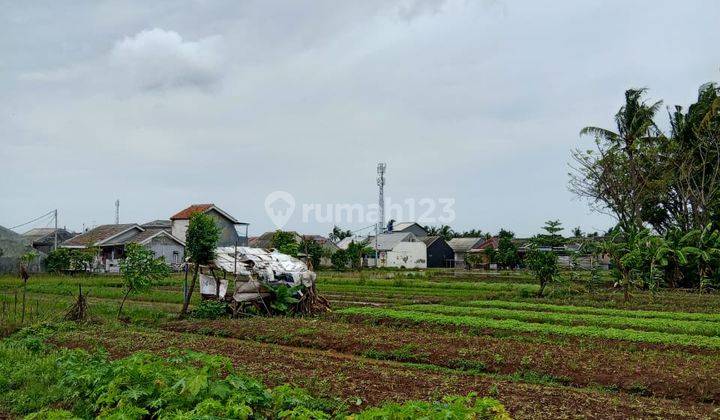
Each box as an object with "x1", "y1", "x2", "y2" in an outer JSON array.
[{"x1": 170, "y1": 204, "x2": 214, "y2": 220}]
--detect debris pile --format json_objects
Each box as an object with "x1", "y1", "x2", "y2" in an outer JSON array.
[
  {"x1": 197, "y1": 247, "x2": 330, "y2": 316},
  {"x1": 64, "y1": 284, "x2": 90, "y2": 322}
]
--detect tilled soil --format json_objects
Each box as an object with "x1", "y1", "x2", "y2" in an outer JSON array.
[
  {"x1": 49, "y1": 325, "x2": 719, "y2": 420},
  {"x1": 161, "y1": 317, "x2": 720, "y2": 404}
]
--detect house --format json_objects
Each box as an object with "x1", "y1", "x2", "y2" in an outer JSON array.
[
  {"x1": 388, "y1": 222, "x2": 428, "y2": 238},
  {"x1": 61, "y1": 224, "x2": 185, "y2": 272},
  {"x1": 0, "y1": 225, "x2": 38, "y2": 274},
  {"x1": 170, "y1": 204, "x2": 249, "y2": 247},
  {"x1": 141, "y1": 220, "x2": 172, "y2": 232},
  {"x1": 340, "y1": 232, "x2": 426, "y2": 269},
  {"x1": 249, "y1": 231, "x2": 338, "y2": 266},
  {"x1": 21, "y1": 228, "x2": 75, "y2": 255},
  {"x1": 422, "y1": 236, "x2": 454, "y2": 268},
  {"x1": 447, "y1": 237, "x2": 486, "y2": 268},
  {"x1": 466, "y1": 237, "x2": 499, "y2": 268},
  {"x1": 302, "y1": 234, "x2": 339, "y2": 266},
  {"x1": 249, "y1": 231, "x2": 303, "y2": 249}
]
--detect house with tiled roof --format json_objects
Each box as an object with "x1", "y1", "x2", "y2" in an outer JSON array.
[
  {"x1": 170, "y1": 204, "x2": 249, "y2": 247},
  {"x1": 61, "y1": 223, "x2": 185, "y2": 272}
]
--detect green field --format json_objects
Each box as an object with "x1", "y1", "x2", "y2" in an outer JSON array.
[{"x1": 1, "y1": 270, "x2": 719, "y2": 418}]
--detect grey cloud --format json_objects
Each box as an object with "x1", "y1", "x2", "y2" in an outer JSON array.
[
  {"x1": 110, "y1": 28, "x2": 224, "y2": 90},
  {"x1": 1, "y1": 1, "x2": 719, "y2": 237}
]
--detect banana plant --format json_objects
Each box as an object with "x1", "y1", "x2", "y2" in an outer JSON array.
[{"x1": 679, "y1": 224, "x2": 720, "y2": 291}]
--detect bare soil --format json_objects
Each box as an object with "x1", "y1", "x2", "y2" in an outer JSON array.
[
  {"x1": 48, "y1": 325, "x2": 719, "y2": 419},
  {"x1": 161, "y1": 316, "x2": 720, "y2": 404}
]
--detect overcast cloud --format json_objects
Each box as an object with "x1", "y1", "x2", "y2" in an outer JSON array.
[{"x1": 2, "y1": 0, "x2": 719, "y2": 237}]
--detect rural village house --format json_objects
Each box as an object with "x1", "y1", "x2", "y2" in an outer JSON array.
[
  {"x1": 61, "y1": 223, "x2": 185, "y2": 272},
  {"x1": 170, "y1": 204, "x2": 249, "y2": 247},
  {"x1": 387, "y1": 222, "x2": 428, "y2": 238},
  {"x1": 22, "y1": 227, "x2": 75, "y2": 255},
  {"x1": 339, "y1": 232, "x2": 427, "y2": 269},
  {"x1": 422, "y1": 235, "x2": 454, "y2": 268},
  {"x1": 447, "y1": 237, "x2": 485, "y2": 268},
  {"x1": 249, "y1": 231, "x2": 338, "y2": 266}
]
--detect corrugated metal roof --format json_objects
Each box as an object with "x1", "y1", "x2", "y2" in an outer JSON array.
[
  {"x1": 447, "y1": 237, "x2": 484, "y2": 252},
  {"x1": 367, "y1": 232, "x2": 418, "y2": 251},
  {"x1": 392, "y1": 222, "x2": 417, "y2": 231},
  {"x1": 336, "y1": 236, "x2": 366, "y2": 250},
  {"x1": 421, "y1": 235, "x2": 441, "y2": 246}
]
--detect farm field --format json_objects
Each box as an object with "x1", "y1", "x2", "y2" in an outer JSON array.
[{"x1": 1, "y1": 270, "x2": 720, "y2": 418}]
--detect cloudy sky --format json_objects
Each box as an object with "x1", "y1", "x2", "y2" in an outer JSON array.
[{"x1": 2, "y1": 0, "x2": 719, "y2": 237}]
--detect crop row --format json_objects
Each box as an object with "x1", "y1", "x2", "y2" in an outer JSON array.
[
  {"x1": 337, "y1": 307, "x2": 720, "y2": 348},
  {"x1": 399, "y1": 304, "x2": 720, "y2": 337},
  {"x1": 465, "y1": 300, "x2": 720, "y2": 322},
  {"x1": 316, "y1": 277, "x2": 539, "y2": 292}
]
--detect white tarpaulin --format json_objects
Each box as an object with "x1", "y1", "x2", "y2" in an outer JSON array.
[
  {"x1": 213, "y1": 246, "x2": 316, "y2": 302},
  {"x1": 200, "y1": 273, "x2": 228, "y2": 298}
]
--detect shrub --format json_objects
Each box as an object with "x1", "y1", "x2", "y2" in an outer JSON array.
[
  {"x1": 0, "y1": 328, "x2": 509, "y2": 419},
  {"x1": 191, "y1": 300, "x2": 229, "y2": 319}
]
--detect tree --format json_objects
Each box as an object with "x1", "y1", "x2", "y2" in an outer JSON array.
[
  {"x1": 483, "y1": 246, "x2": 497, "y2": 266},
  {"x1": 46, "y1": 248, "x2": 96, "y2": 274},
  {"x1": 525, "y1": 245, "x2": 559, "y2": 297},
  {"x1": 570, "y1": 88, "x2": 663, "y2": 233},
  {"x1": 331, "y1": 249, "x2": 349, "y2": 270},
  {"x1": 46, "y1": 248, "x2": 72, "y2": 273},
  {"x1": 572, "y1": 227, "x2": 583, "y2": 237},
  {"x1": 660, "y1": 83, "x2": 720, "y2": 232},
  {"x1": 0, "y1": 247, "x2": 3, "y2": 258},
  {"x1": 678, "y1": 224, "x2": 720, "y2": 290},
  {"x1": 535, "y1": 220, "x2": 566, "y2": 248},
  {"x1": 425, "y1": 225, "x2": 454, "y2": 241},
  {"x1": 346, "y1": 240, "x2": 373, "y2": 269},
  {"x1": 180, "y1": 212, "x2": 221, "y2": 317},
  {"x1": 272, "y1": 231, "x2": 300, "y2": 257},
  {"x1": 300, "y1": 236, "x2": 323, "y2": 269},
  {"x1": 119, "y1": 243, "x2": 170, "y2": 319},
  {"x1": 493, "y1": 230, "x2": 519, "y2": 270},
  {"x1": 328, "y1": 226, "x2": 352, "y2": 243}
]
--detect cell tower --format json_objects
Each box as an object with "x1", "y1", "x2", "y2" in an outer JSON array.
[
  {"x1": 377, "y1": 163, "x2": 386, "y2": 233},
  {"x1": 115, "y1": 199, "x2": 120, "y2": 224}
]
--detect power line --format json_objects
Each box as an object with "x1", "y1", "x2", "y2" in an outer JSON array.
[{"x1": 9, "y1": 210, "x2": 55, "y2": 230}]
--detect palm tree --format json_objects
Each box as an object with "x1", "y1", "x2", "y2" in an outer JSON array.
[
  {"x1": 576, "y1": 89, "x2": 662, "y2": 233},
  {"x1": 438, "y1": 225, "x2": 454, "y2": 241}
]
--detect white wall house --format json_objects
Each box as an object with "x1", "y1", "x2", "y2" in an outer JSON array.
[{"x1": 338, "y1": 232, "x2": 427, "y2": 269}]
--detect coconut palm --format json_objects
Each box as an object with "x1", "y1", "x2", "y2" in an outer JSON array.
[{"x1": 574, "y1": 89, "x2": 663, "y2": 233}]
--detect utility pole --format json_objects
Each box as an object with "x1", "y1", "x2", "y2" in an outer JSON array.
[
  {"x1": 376, "y1": 163, "x2": 386, "y2": 267},
  {"x1": 115, "y1": 199, "x2": 120, "y2": 224},
  {"x1": 53, "y1": 209, "x2": 58, "y2": 250}
]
